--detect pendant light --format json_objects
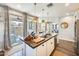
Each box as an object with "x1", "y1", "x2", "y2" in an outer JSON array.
[
  {"x1": 47, "y1": 4, "x2": 50, "y2": 24},
  {"x1": 33, "y1": 3, "x2": 37, "y2": 22},
  {"x1": 34, "y1": 3, "x2": 37, "y2": 16},
  {"x1": 47, "y1": 3, "x2": 52, "y2": 23},
  {"x1": 47, "y1": 12, "x2": 49, "y2": 23},
  {"x1": 42, "y1": 8, "x2": 45, "y2": 23}
]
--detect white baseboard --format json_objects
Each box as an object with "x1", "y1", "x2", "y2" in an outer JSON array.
[{"x1": 59, "y1": 38, "x2": 75, "y2": 42}]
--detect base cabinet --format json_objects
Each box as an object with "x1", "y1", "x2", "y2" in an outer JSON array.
[
  {"x1": 46, "y1": 40, "x2": 52, "y2": 56},
  {"x1": 37, "y1": 42, "x2": 46, "y2": 56},
  {"x1": 26, "y1": 43, "x2": 46, "y2": 56},
  {"x1": 25, "y1": 37, "x2": 56, "y2": 56}
]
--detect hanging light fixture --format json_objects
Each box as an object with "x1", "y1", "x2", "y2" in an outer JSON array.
[
  {"x1": 33, "y1": 3, "x2": 37, "y2": 22},
  {"x1": 46, "y1": 5, "x2": 50, "y2": 24},
  {"x1": 41, "y1": 8, "x2": 45, "y2": 23},
  {"x1": 46, "y1": 12, "x2": 49, "y2": 23},
  {"x1": 34, "y1": 3, "x2": 37, "y2": 15}
]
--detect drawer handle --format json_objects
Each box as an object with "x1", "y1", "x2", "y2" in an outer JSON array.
[{"x1": 42, "y1": 45, "x2": 44, "y2": 46}]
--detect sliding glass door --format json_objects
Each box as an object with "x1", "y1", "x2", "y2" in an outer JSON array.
[{"x1": 9, "y1": 14, "x2": 23, "y2": 46}]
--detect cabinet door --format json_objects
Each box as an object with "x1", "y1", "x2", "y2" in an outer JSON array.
[
  {"x1": 37, "y1": 43, "x2": 46, "y2": 56},
  {"x1": 46, "y1": 40, "x2": 51, "y2": 56},
  {"x1": 50, "y1": 37, "x2": 54, "y2": 52},
  {"x1": 0, "y1": 22, "x2": 4, "y2": 49},
  {"x1": 26, "y1": 44, "x2": 36, "y2": 56}
]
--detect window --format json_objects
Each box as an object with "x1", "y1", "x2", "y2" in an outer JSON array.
[
  {"x1": 0, "y1": 7, "x2": 5, "y2": 50},
  {"x1": 27, "y1": 16, "x2": 37, "y2": 35},
  {"x1": 9, "y1": 14, "x2": 23, "y2": 46},
  {"x1": 52, "y1": 23, "x2": 58, "y2": 33}
]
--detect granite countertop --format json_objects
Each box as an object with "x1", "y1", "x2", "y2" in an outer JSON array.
[{"x1": 21, "y1": 33, "x2": 58, "y2": 49}]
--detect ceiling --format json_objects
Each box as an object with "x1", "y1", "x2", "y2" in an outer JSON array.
[{"x1": 3, "y1": 3, "x2": 79, "y2": 17}]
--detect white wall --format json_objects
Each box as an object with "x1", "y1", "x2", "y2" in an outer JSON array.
[{"x1": 58, "y1": 16, "x2": 75, "y2": 42}]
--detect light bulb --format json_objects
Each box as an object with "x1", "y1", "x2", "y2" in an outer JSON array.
[{"x1": 65, "y1": 3, "x2": 69, "y2": 7}]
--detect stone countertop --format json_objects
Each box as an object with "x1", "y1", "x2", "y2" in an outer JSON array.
[{"x1": 21, "y1": 33, "x2": 58, "y2": 49}]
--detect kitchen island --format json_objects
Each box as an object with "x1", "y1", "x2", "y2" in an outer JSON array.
[{"x1": 22, "y1": 33, "x2": 58, "y2": 56}]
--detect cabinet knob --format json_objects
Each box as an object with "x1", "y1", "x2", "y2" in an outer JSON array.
[{"x1": 42, "y1": 44, "x2": 44, "y2": 46}]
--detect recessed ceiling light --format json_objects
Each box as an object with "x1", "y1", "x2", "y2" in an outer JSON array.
[
  {"x1": 66, "y1": 13, "x2": 69, "y2": 15},
  {"x1": 65, "y1": 3, "x2": 69, "y2": 7},
  {"x1": 17, "y1": 4, "x2": 21, "y2": 8}
]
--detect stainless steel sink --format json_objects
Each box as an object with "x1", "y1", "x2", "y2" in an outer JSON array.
[{"x1": 41, "y1": 34, "x2": 52, "y2": 38}]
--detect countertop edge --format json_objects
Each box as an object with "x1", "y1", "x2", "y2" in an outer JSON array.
[{"x1": 21, "y1": 34, "x2": 58, "y2": 49}]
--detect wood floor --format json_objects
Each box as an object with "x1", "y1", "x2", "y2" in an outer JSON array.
[{"x1": 51, "y1": 39, "x2": 77, "y2": 56}]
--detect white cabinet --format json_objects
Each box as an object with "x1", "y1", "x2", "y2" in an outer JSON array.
[
  {"x1": 46, "y1": 37, "x2": 54, "y2": 56},
  {"x1": 25, "y1": 37, "x2": 55, "y2": 56},
  {"x1": 26, "y1": 42, "x2": 46, "y2": 56},
  {"x1": 26, "y1": 44, "x2": 36, "y2": 56},
  {"x1": 51, "y1": 37, "x2": 54, "y2": 51},
  {"x1": 37, "y1": 42, "x2": 46, "y2": 56},
  {"x1": 46, "y1": 39, "x2": 52, "y2": 56}
]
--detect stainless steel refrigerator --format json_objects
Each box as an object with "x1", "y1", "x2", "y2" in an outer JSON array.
[{"x1": 75, "y1": 20, "x2": 79, "y2": 55}]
